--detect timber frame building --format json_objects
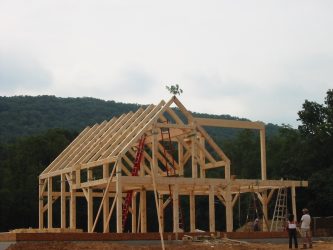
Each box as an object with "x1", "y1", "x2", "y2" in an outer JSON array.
[{"x1": 38, "y1": 96, "x2": 307, "y2": 233}]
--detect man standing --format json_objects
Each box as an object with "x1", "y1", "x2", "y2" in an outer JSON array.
[{"x1": 300, "y1": 208, "x2": 312, "y2": 249}]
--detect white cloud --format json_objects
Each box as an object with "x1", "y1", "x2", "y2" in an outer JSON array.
[{"x1": 0, "y1": 0, "x2": 332, "y2": 126}]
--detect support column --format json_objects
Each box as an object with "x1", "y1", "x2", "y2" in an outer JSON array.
[
  {"x1": 178, "y1": 140, "x2": 184, "y2": 176},
  {"x1": 70, "y1": 171, "x2": 76, "y2": 229},
  {"x1": 38, "y1": 178, "x2": 45, "y2": 229},
  {"x1": 140, "y1": 189, "x2": 147, "y2": 232},
  {"x1": 225, "y1": 183, "x2": 233, "y2": 232},
  {"x1": 291, "y1": 185, "x2": 297, "y2": 219},
  {"x1": 190, "y1": 192, "x2": 195, "y2": 232},
  {"x1": 116, "y1": 161, "x2": 123, "y2": 233},
  {"x1": 87, "y1": 169, "x2": 93, "y2": 232},
  {"x1": 47, "y1": 177, "x2": 53, "y2": 228},
  {"x1": 172, "y1": 184, "x2": 180, "y2": 232},
  {"x1": 191, "y1": 132, "x2": 197, "y2": 178},
  {"x1": 132, "y1": 192, "x2": 137, "y2": 233},
  {"x1": 60, "y1": 174, "x2": 66, "y2": 228},
  {"x1": 260, "y1": 128, "x2": 267, "y2": 180},
  {"x1": 209, "y1": 185, "x2": 215, "y2": 232},
  {"x1": 199, "y1": 136, "x2": 206, "y2": 178},
  {"x1": 261, "y1": 191, "x2": 268, "y2": 232},
  {"x1": 103, "y1": 163, "x2": 110, "y2": 233},
  {"x1": 159, "y1": 194, "x2": 164, "y2": 232}
]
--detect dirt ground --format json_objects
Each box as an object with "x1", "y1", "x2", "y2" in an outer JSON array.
[{"x1": 5, "y1": 240, "x2": 333, "y2": 250}]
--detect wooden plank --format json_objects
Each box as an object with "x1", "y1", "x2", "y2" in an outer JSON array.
[
  {"x1": 204, "y1": 161, "x2": 226, "y2": 170},
  {"x1": 63, "y1": 119, "x2": 116, "y2": 171},
  {"x1": 194, "y1": 118, "x2": 265, "y2": 130},
  {"x1": 51, "y1": 123, "x2": 104, "y2": 172},
  {"x1": 260, "y1": 129, "x2": 267, "y2": 180},
  {"x1": 109, "y1": 101, "x2": 166, "y2": 158},
  {"x1": 60, "y1": 174, "x2": 66, "y2": 228},
  {"x1": 78, "y1": 113, "x2": 131, "y2": 165},
  {"x1": 38, "y1": 178, "x2": 46, "y2": 229},
  {"x1": 140, "y1": 190, "x2": 147, "y2": 233},
  {"x1": 99, "y1": 105, "x2": 155, "y2": 159},
  {"x1": 70, "y1": 172, "x2": 76, "y2": 229},
  {"x1": 47, "y1": 177, "x2": 53, "y2": 229},
  {"x1": 87, "y1": 170, "x2": 93, "y2": 232},
  {"x1": 209, "y1": 185, "x2": 215, "y2": 232},
  {"x1": 104, "y1": 194, "x2": 117, "y2": 233},
  {"x1": 190, "y1": 192, "x2": 195, "y2": 232},
  {"x1": 172, "y1": 184, "x2": 179, "y2": 232},
  {"x1": 41, "y1": 126, "x2": 90, "y2": 174}
]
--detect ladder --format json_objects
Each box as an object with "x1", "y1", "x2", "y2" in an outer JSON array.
[
  {"x1": 270, "y1": 187, "x2": 288, "y2": 232},
  {"x1": 245, "y1": 192, "x2": 261, "y2": 231},
  {"x1": 160, "y1": 125, "x2": 184, "y2": 232},
  {"x1": 122, "y1": 134, "x2": 146, "y2": 231}
]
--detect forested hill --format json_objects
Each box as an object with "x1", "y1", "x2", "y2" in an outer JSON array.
[{"x1": 0, "y1": 95, "x2": 280, "y2": 142}]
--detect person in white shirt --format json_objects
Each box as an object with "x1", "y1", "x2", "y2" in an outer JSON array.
[
  {"x1": 300, "y1": 208, "x2": 312, "y2": 249},
  {"x1": 287, "y1": 214, "x2": 298, "y2": 249}
]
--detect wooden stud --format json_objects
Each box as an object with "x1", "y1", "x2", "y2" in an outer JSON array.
[
  {"x1": 140, "y1": 189, "x2": 147, "y2": 233},
  {"x1": 172, "y1": 184, "x2": 179, "y2": 232},
  {"x1": 60, "y1": 174, "x2": 66, "y2": 228},
  {"x1": 103, "y1": 163, "x2": 110, "y2": 233},
  {"x1": 47, "y1": 177, "x2": 53, "y2": 229},
  {"x1": 70, "y1": 172, "x2": 76, "y2": 229},
  {"x1": 291, "y1": 185, "x2": 297, "y2": 220},
  {"x1": 131, "y1": 192, "x2": 137, "y2": 233},
  {"x1": 190, "y1": 191, "x2": 195, "y2": 232},
  {"x1": 260, "y1": 129, "x2": 267, "y2": 180},
  {"x1": 38, "y1": 178, "x2": 46, "y2": 229},
  {"x1": 209, "y1": 185, "x2": 215, "y2": 232},
  {"x1": 87, "y1": 169, "x2": 93, "y2": 232},
  {"x1": 116, "y1": 161, "x2": 123, "y2": 233}
]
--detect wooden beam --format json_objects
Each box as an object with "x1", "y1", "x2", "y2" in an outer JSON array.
[
  {"x1": 209, "y1": 185, "x2": 215, "y2": 232},
  {"x1": 194, "y1": 118, "x2": 265, "y2": 130},
  {"x1": 60, "y1": 174, "x2": 66, "y2": 228},
  {"x1": 41, "y1": 126, "x2": 91, "y2": 174},
  {"x1": 39, "y1": 178, "x2": 46, "y2": 229},
  {"x1": 70, "y1": 172, "x2": 76, "y2": 229},
  {"x1": 190, "y1": 192, "x2": 195, "y2": 232},
  {"x1": 47, "y1": 177, "x2": 53, "y2": 229},
  {"x1": 116, "y1": 161, "x2": 123, "y2": 233},
  {"x1": 103, "y1": 163, "x2": 110, "y2": 233},
  {"x1": 140, "y1": 189, "x2": 147, "y2": 233},
  {"x1": 172, "y1": 184, "x2": 179, "y2": 232},
  {"x1": 132, "y1": 192, "x2": 137, "y2": 233},
  {"x1": 260, "y1": 128, "x2": 267, "y2": 180}
]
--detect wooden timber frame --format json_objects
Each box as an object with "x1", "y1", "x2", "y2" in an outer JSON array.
[{"x1": 38, "y1": 96, "x2": 308, "y2": 233}]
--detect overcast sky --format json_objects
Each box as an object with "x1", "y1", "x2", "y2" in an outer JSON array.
[{"x1": 0, "y1": 0, "x2": 332, "y2": 127}]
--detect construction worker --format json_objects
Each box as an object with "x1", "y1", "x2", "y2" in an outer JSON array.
[{"x1": 300, "y1": 208, "x2": 312, "y2": 249}]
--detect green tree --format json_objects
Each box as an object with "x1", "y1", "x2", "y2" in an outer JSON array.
[{"x1": 165, "y1": 84, "x2": 183, "y2": 96}]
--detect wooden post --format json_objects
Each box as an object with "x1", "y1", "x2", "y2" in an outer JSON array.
[
  {"x1": 261, "y1": 191, "x2": 268, "y2": 232},
  {"x1": 60, "y1": 174, "x2": 66, "y2": 228},
  {"x1": 116, "y1": 161, "x2": 123, "y2": 233},
  {"x1": 70, "y1": 171, "x2": 76, "y2": 229},
  {"x1": 47, "y1": 177, "x2": 53, "y2": 228},
  {"x1": 209, "y1": 185, "x2": 215, "y2": 232},
  {"x1": 178, "y1": 140, "x2": 184, "y2": 176},
  {"x1": 172, "y1": 184, "x2": 179, "y2": 232},
  {"x1": 291, "y1": 185, "x2": 297, "y2": 220},
  {"x1": 132, "y1": 192, "x2": 137, "y2": 233},
  {"x1": 225, "y1": 183, "x2": 233, "y2": 232},
  {"x1": 140, "y1": 189, "x2": 147, "y2": 232},
  {"x1": 190, "y1": 191, "x2": 195, "y2": 232},
  {"x1": 103, "y1": 163, "x2": 110, "y2": 233},
  {"x1": 87, "y1": 169, "x2": 93, "y2": 232},
  {"x1": 159, "y1": 194, "x2": 164, "y2": 232},
  {"x1": 38, "y1": 178, "x2": 44, "y2": 229},
  {"x1": 191, "y1": 132, "x2": 197, "y2": 178},
  {"x1": 260, "y1": 128, "x2": 267, "y2": 180},
  {"x1": 199, "y1": 136, "x2": 206, "y2": 178}
]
